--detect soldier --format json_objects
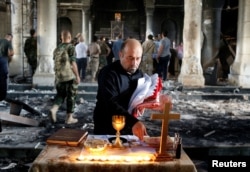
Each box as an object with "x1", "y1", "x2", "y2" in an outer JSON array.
[
  {"x1": 141, "y1": 34, "x2": 156, "y2": 75},
  {"x1": 24, "y1": 29, "x2": 37, "y2": 77},
  {"x1": 49, "y1": 30, "x2": 80, "y2": 124},
  {"x1": 97, "y1": 36, "x2": 111, "y2": 76},
  {"x1": 87, "y1": 35, "x2": 101, "y2": 82}
]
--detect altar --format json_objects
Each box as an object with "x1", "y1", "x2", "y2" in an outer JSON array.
[{"x1": 29, "y1": 135, "x2": 197, "y2": 172}]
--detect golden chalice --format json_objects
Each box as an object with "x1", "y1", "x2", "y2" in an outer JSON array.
[{"x1": 112, "y1": 115, "x2": 125, "y2": 148}]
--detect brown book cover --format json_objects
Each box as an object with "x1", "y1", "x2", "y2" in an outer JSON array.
[{"x1": 46, "y1": 128, "x2": 88, "y2": 147}]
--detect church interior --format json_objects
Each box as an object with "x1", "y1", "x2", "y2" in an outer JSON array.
[{"x1": 1, "y1": 0, "x2": 250, "y2": 172}]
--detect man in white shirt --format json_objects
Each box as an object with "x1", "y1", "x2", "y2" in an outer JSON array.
[{"x1": 75, "y1": 34, "x2": 88, "y2": 82}]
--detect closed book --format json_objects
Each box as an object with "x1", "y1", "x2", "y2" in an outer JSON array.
[{"x1": 46, "y1": 128, "x2": 88, "y2": 146}]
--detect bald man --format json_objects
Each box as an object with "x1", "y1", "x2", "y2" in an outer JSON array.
[{"x1": 93, "y1": 38, "x2": 148, "y2": 140}]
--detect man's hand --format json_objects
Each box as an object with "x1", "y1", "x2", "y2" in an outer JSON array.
[
  {"x1": 8, "y1": 49, "x2": 14, "y2": 63},
  {"x1": 132, "y1": 121, "x2": 148, "y2": 140},
  {"x1": 75, "y1": 75, "x2": 81, "y2": 84}
]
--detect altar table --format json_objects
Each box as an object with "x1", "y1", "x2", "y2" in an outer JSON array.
[{"x1": 29, "y1": 135, "x2": 197, "y2": 172}]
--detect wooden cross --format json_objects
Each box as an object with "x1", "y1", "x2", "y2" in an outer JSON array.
[{"x1": 151, "y1": 103, "x2": 180, "y2": 160}]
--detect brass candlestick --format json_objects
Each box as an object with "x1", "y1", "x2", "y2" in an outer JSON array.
[{"x1": 112, "y1": 115, "x2": 125, "y2": 148}]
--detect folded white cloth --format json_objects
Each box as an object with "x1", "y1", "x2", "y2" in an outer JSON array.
[{"x1": 128, "y1": 73, "x2": 162, "y2": 116}]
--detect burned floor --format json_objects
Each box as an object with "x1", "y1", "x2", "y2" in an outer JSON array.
[{"x1": 1, "y1": 81, "x2": 250, "y2": 171}]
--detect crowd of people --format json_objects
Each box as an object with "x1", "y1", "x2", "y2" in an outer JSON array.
[
  {"x1": 70, "y1": 31, "x2": 182, "y2": 83},
  {"x1": 18, "y1": 29, "x2": 180, "y2": 87}
]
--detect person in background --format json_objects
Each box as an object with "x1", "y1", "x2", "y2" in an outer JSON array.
[
  {"x1": 156, "y1": 30, "x2": 171, "y2": 81},
  {"x1": 112, "y1": 34, "x2": 123, "y2": 61},
  {"x1": 88, "y1": 35, "x2": 101, "y2": 82},
  {"x1": 75, "y1": 33, "x2": 88, "y2": 82},
  {"x1": 176, "y1": 42, "x2": 183, "y2": 67},
  {"x1": 141, "y1": 34, "x2": 156, "y2": 75},
  {"x1": 0, "y1": 33, "x2": 14, "y2": 101},
  {"x1": 93, "y1": 38, "x2": 148, "y2": 141},
  {"x1": 72, "y1": 33, "x2": 81, "y2": 46},
  {"x1": 24, "y1": 29, "x2": 37, "y2": 77},
  {"x1": 97, "y1": 36, "x2": 111, "y2": 75},
  {"x1": 152, "y1": 34, "x2": 161, "y2": 74},
  {"x1": 105, "y1": 37, "x2": 114, "y2": 65},
  {"x1": 49, "y1": 30, "x2": 80, "y2": 124}
]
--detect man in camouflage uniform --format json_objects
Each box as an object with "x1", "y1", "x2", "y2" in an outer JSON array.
[
  {"x1": 97, "y1": 36, "x2": 110, "y2": 69},
  {"x1": 24, "y1": 29, "x2": 37, "y2": 77},
  {"x1": 141, "y1": 34, "x2": 156, "y2": 75},
  {"x1": 49, "y1": 30, "x2": 80, "y2": 124},
  {"x1": 88, "y1": 35, "x2": 101, "y2": 82},
  {"x1": 96, "y1": 36, "x2": 111, "y2": 80}
]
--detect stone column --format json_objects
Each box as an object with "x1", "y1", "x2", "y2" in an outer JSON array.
[
  {"x1": 144, "y1": 0, "x2": 154, "y2": 40},
  {"x1": 201, "y1": 1, "x2": 224, "y2": 69},
  {"x1": 228, "y1": 0, "x2": 250, "y2": 88},
  {"x1": 178, "y1": 0, "x2": 205, "y2": 86},
  {"x1": 22, "y1": 1, "x2": 33, "y2": 36},
  {"x1": 89, "y1": 18, "x2": 93, "y2": 43},
  {"x1": 9, "y1": 0, "x2": 23, "y2": 76},
  {"x1": 82, "y1": 7, "x2": 90, "y2": 44},
  {"x1": 33, "y1": 0, "x2": 57, "y2": 86},
  {"x1": 145, "y1": 7, "x2": 154, "y2": 39}
]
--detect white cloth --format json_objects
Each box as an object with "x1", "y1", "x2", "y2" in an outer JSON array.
[
  {"x1": 75, "y1": 42, "x2": 88, "y2": 59},
  {"x1": 128, "y1": 73, "x2": 159, "y2": 114}
]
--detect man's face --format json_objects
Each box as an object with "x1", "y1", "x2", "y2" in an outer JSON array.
[{"x1": 119, "y1": 41, "x2": 142, "y2": 74}]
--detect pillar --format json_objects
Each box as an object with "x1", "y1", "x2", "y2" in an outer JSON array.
[
  {"x1": 145, "y1": 7, "x2": 154, "y2": 39},
  {"x1": 22, "y1": 0, "x2": 33, "y2": 36},
  {"x1": 178, "y1": 0, "x2": 205, "y2": 86},
  {"x1": 9, "y1": 0, "x2": 23, "y2": 76},
  {"x1": 201, "y1": 1, "x2": 224, "y2": 69},
  {"x1": 144, "y1": 0, "x2": 155, "y2": 40},
  {"x1": 33, "y1": 0, "x2": 57, "y2": 86},
  {"x1": 228, "y1": 0, "x2": 250, "y2": 88},
  {"x1": 89, "y1": 17, "x2": 93, "y2": 43},
  {"x1": 82, "y1": 7, "x2": 90, "y2": 44}
]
